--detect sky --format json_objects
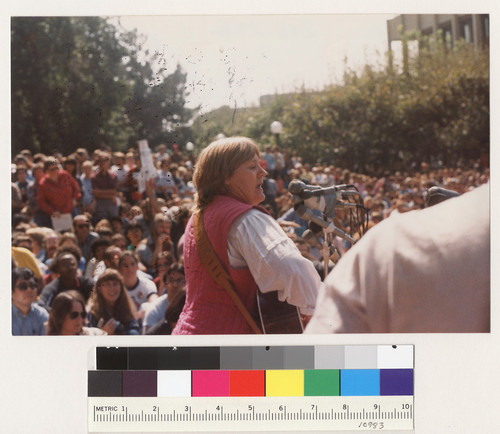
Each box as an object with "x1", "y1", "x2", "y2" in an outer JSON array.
[{"x1": 113, "y1": 14, "x2": 398, "y2": 113}]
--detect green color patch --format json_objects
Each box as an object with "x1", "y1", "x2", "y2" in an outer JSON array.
[{"x1": 304, "y1": 369, "x2": 340, "y2": 396}]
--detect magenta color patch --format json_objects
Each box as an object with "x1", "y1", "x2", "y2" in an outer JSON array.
[{"x1": 192, "y1": 370, "x2": 230, "y2": 397}]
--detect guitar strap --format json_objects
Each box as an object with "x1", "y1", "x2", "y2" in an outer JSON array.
[{"x1": 193, "y1": 210, "x2": 262, "y2": 334}]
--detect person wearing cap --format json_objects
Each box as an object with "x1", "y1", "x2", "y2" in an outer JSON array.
[{"x1": 12, "y1": 267, "x2": 48, "y2": 335}]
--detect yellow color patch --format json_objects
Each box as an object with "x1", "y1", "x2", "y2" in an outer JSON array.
[{"x1": 266, "y1": 370, "x2": 304, "y2": 396}]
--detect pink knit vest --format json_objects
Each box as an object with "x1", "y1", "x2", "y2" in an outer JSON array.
[{"x1": 172, "y1": 195, "x2": 266, "y2": 334}]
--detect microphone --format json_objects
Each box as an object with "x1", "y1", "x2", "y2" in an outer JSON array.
[
  {"x1": 296, "y1": 204, "x2": 355, "y2": 244},
  {"x1": 289, "y1": 179, "x2": 353, "y2": 198}
]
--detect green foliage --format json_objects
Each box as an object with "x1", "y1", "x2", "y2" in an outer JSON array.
[
  {"x1": 192, "y1": 39, "x2": 489, "y2": 174},
  {"x1": 11, "y1": 17, "x2": 193, "y2": 155}
]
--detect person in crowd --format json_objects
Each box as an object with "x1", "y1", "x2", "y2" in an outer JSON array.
[
  {"x1": 155, "y1": 143, "x2": 170, "y2": 162},
  {"x1": 169, "y1": 202, "x2": 194, "y2": 261},
  {"x1": 172, "y1": 136, "x2": 320, "y2": 335},
  {"x1": 146, "y1": 288, "x2": 186, "y2": 335},
  {"x1": 12, "y1": 267, "x2": 49, "y2": 336},
  {"x1": 51, "y1": 232, "x2": 86, "y2": 274},
  {"x1": 25, "y1": 227, "x2": 47, "y2": 262},
  {"x1": 38, "y1": 249, "x2": 94, "y2": 312},
  {"x1": 111, "y1": 233, "x2": 127, "y2": 251},
  {"x1": 110, "y1": 152, "x2": 129, "y2": 198},
  {"x1": 46, "y1": 290, "x2": 106, "y2": 335},
  {"x1": 143, "y1": 263, "x2": 185, "y2": 334},
  {"x1": 136, "y1": 213, "x2": 173, "y2": 272},
  {"x1": 12, "y1": 245, "x2": 44, "y2": 293},
  {"x1": 63, "y1": 154, "x2": 83, "y2": 196},
  {"x1": 73, "y1": 214, "x2": 99, "y2": 263},
  {"x1": 27, "y1": 162, "x2": 49, "y2": 227},
  {"x1": 125, "y1": 219, "x2": 148, "y2": 254},
  {"x1": 42, "y1": 229, "x2": 60, "y2": 265},
  {"x1": 155, "y1": 157, "x2": 178, "y2": 200},
  {"x1": 262, "y1": 145, "x2": 276, "y2": 176},
  {"x1": 87, "y1": 269, "x2": 140, "y2": 335},
  {"x1": 126, "y1": 154, "x2": 144, "y2": 205},
  {"x1": 14, "y1": 164, "x2": 29, "y2": 207},
  {"x1": 117, "y1": 251, "x2": 158, "y2": 315},
  {"x1": 91, "y1": 151, "x2": 119, "y2": 223},
  {"x1": 306, "y1": 183, "x2": 490, "y2": 334},
  {"x1": 93, "y1": 245, "x2": 122, "y2": 281},
  {"x1": 37, "y1": 157, "x2": 81, "y2": 227},
  {"x1": 94, "y1": 219, "x2": 114, "y2": 238},
  {"x1": 151, "y1": 251, "x2": 176, "y2": 291},
  {"x1": 79, "y1": 160, "x2": 95, "y2": 214},
  {"x1": 84, "y1": 237, "x2": 112, "y2": 280}
]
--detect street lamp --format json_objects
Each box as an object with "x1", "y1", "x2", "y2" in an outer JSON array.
[
  {"x1": 186, "y1": 142, "x2": 194, "y2": 152},
  {"x1": 215, "y1": 133, "x2": 226, "y2": 141},
  {"x1": 270, "y1": 121, "x2": 283, "y2": 147}
]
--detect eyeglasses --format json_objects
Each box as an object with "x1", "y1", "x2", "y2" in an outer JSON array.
[
  {"x1": 77, "y1": 223, "x2": 90, "y2": 229},
  {"x1": 48, "y1": 166, "x2": 58, "y2": 172},
  {"x1": 15, "y1": 282, "x2": 37, "y2": 291},
  {"x1": 69, "y1": 311, "x2": 87, "y2": 320}
]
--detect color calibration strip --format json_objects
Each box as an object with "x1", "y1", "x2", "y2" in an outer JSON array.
[
  {"x1": 89, "y1": 368, "x2": 413, "y2": 398},
  {"x1": 88, "y1": 345, "x2": 414, "y2": 432}
]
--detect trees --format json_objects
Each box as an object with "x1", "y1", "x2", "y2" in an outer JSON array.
[
  {"x1": 191, "y1": 39, "x2": 489, "y2": 174},
  {"x1": 11, "y1": 17, "x2": 193, "y2": 156}
]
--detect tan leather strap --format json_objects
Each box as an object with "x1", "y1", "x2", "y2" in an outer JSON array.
[{"x1": 193, "y1": 210, "x2": 262, "y2": 334}]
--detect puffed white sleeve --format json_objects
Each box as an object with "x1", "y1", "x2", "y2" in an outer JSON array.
[{"x1": 227, "y1": 209, "x2": 322, "y2": 315}]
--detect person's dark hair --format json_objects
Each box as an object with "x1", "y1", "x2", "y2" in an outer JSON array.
[
  {"x1": 162, "y1": 263, "x2": 185, "y2": 283},
  {"x1": 103, "y1": 246, "x2": 122, "y2": 265},
  {"x1": 12, "y1": 213, "x2": 30, "y2": 228},
  {"x1": 90, "y1": 237, "x2": 112, "y2": 257},
  {"x1": 146, "y1": 287, "x2": 186, "y2": 335},
  {"x1": 118, "y1": 250, "x2": 139, "y2": 268},
  {"x1": 43, "y1": 157, "x2": 59, "y2": 172},
  {"x1": 12, "y1": 267, "x2": 35, "y2": 291},
  {"x1": 46, "y1": 290, "x2": 86, "y2": 335},
  {"x1": 12, "y1": 233, "x2": 32, "y2": 247},
  {"x1": 89, "y1": 269, "x2": 136, "y2": 324},
  {"x1": 49, "y1": 248, "x2": 79, "y2": 273},
  {"x1": 125, "y1": 220, "x2": 143, "y2": 234},
  {"x1": 153, "y1": 251, "x2": 175, "y2": 269}
]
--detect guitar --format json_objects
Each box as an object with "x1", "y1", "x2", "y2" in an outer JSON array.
[{"x1": 256, "y1": 291, "x2": 304, "y2": 334}]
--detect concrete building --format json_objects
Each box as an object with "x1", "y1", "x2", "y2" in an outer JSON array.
[{"x1": 387, "y1": 14, "x2": 489, "y2": 50}]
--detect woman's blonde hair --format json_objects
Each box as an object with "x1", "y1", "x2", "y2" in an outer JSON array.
[{"x1": 193, "y1": 136, "x2": 260, "y2": 209}]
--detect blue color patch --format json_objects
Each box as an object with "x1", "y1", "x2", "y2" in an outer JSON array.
[{"x1": 340, "y1": 369, "x2": 380, "y2": 396}]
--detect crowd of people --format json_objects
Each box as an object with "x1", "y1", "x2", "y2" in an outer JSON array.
[{"x1": 11, "y1": 138, "x2": 490, "y2": 335}]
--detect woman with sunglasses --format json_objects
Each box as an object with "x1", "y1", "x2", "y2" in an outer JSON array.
[
  {"x1": 46, "y1": 290, "x2": 105, "y2": 335},
  {"x1": 37, "y1": 157, "x2": 81, "y2": 229},
  {"x1": 87, "y1": 269, "x2": 140, "y2": 335}
]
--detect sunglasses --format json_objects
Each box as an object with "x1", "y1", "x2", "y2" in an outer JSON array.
[
  {"x1": 69, "y1": 311, "x2": 87, "y2": 320},
  {"x1": 15, "y1": 282, "x2": 37, "y2": 291},
  {"x1": 77, "y1": 223, "x2": 90, "y2": 229}
]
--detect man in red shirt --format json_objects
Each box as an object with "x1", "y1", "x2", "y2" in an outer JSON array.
[{"x1": 37, "y1": 157, "x2": 81, "y2": 228}]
